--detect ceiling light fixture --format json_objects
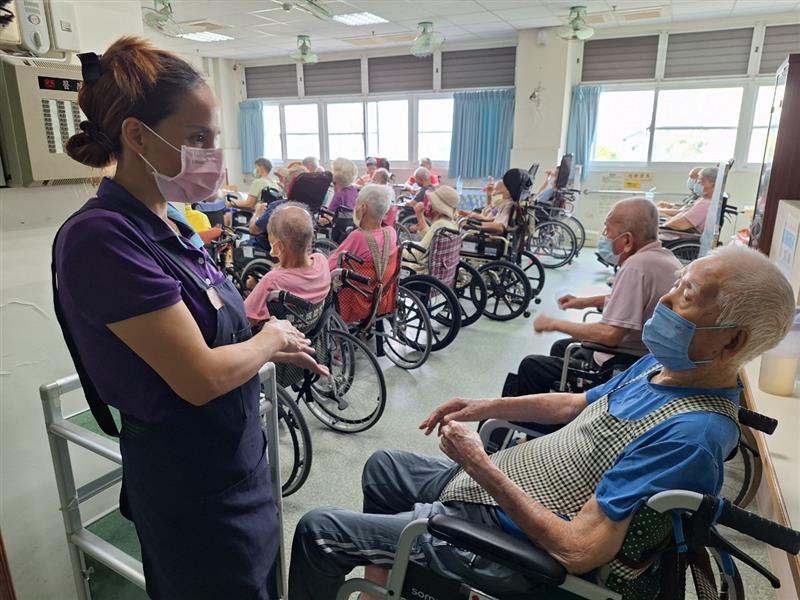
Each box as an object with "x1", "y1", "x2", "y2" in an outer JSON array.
[
  {"x1": 332, "y1": 12, "x2": 388, "y2": 26},
  {"x1": 177, "y1": 31, "x2": 235, "y2": 42}
]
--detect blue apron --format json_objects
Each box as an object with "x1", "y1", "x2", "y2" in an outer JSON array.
[{"x1": 52, "y1": 206, "x2": 279, "y2": 599}]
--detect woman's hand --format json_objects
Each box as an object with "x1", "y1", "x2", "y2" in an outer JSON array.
[
  {"x1": 273, "y1": 351, "x2": 330, "y2": 378},
  {"x1": 258, "y1": 318, "x2": 312, "y2": 355}
]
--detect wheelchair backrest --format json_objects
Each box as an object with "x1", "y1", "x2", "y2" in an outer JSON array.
[
  {"x1": 289, "y1": 171, "x2": 334, "y2": 214},
  {"x1": 426, "y1": 227, "x2": 462, "y2": 287},
  {"x1": 266, "y1": 296, "x2": 327, "y2": 335},
  {"x1": 336, "y1": 250, "x2": 400, "y2": 328},
  {"x1": 331, "y1": 207, "x2": 355, "y2": 244}
]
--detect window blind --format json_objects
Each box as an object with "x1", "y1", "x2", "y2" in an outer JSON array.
[
  {"x1": 303, "y1": 59, "x2": 362, "y2": 96},
  {"x1": 760, "y1": 24, "x2": 800, "y2": 74},
  {"x1": 441, "y1": 47, "x2": 516, "y2": 89},
  {"x1": 245, "y1": 64, "x2": 298, "y2": 99},
  {"x1": 581, "y1": 35, "x2": 658, "y2": 81},
  {"x1": 367, "y1": 55, "x2": 433, "y2": 93},
  {"x1": 664, "y1": 28, "x2": 753, "y2": 78}
]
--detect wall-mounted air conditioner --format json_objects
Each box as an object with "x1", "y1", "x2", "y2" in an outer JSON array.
[{"x1": 0, "y1": 55, "x2": 94, "y2": 186}]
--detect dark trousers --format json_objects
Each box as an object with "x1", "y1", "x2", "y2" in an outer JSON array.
[{"x1": 505, "y1": 337, "x2": 594, "y2": 397}]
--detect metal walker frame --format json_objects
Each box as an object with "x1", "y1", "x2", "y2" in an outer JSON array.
[{"x1": 39, "y1": 363, "x2": 286, "y2": 599}]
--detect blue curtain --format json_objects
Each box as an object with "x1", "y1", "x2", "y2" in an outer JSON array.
[
  {"x1": 564, "y1": 85, "x2": 601, "y2": 178},
  {"x1": 239, "y1": 100, "x2": 264, "y2": 173},
  {"x1": 448, "y1": 89, "x2": 515, "y2": 179}
]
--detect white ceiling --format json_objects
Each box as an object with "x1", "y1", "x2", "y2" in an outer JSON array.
[{"x1": 144, "y1": 0, "x2": 800, "y2": 60}]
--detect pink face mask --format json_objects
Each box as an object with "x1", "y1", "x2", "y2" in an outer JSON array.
[{"x1": 138, "y1": 122, "x2": 225, "y2": 203}]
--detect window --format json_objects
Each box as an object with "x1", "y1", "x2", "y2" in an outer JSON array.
[
  {"x1": 651, "y1": 87, "x2": 742, "y2": 162},
  {"x1": 366, "y1": 100, "x2": 408, "y2": 161},
  {"x1": 327, "y1": 102, "x2": 364, "y2": 159},
  {"x1": 261, "y1": 104, "x2": 282, "y2": 159},
  {"x1": 748, "y1": 85, "x2": 779, "y2": 164},
  {"x1": 284, "y1": 104, "x2": 319, "y2": 159},
  {"x1": 417, "y1": 98, "x2": 453, "y2": 161},
  {"x1": 592, "y1": 90, "x2": 654, "y2": 162}
]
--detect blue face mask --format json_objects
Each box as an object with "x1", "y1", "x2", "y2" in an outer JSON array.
[
  {"x1": 687, "y1": 177, "x2": 696, "y2": 192},
  {"x1": 692, "y1": 180, "x2": 704, "y2": 196},
  {"x1": 596, "y1": 232, "x2": 626, "y2": 266},
  {"x1": 643, "y1": 303, "x2": 737, "y2": 370}
]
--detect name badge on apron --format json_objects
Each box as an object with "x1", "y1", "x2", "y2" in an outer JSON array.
[{"x1": 207, "y1": 286, "x2": 225, "y2": 310}]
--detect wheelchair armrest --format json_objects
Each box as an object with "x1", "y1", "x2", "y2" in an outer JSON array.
[
  {"x1": 478, "y1": 419, "x2": 550, "y2": 449},
  {"x1": 427, "y1": 514, "x2": 567, "y2": 586},
  {"x1": 579, "y1": 342, "x2": 646, "y2": 360},
  {"x1": 234, "y1": 226, "x2": 251, "y2": 236}
]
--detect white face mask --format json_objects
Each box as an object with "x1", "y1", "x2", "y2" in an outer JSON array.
[{"x1": 138, "y1": 122, "x2": 225, "y2": 203}]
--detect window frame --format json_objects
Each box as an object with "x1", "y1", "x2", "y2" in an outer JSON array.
[
  {"x1": 255, "y1": 91, "x2": 458, "y2": 170},
  {"x1": 588, "y1": 77, "x2": 773, "y2": 171}
]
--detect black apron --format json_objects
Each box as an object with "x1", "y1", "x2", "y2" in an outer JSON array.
[{"x1": 52, "y1": 204, "x2": 279, "y2": 599}]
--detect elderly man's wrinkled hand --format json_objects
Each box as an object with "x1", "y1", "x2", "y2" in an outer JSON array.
[
  {"x1": 419, "y1": 398, "x2": 483, "y2": 435},
  {"x1": 533, "y1": 314, "x2": 554, "y2": 333},
  {"x1": 557, "y1": 294, "x2": 581, "y2": 310},
  {"x1": 439, "y1": 422, "x2": 487, "y2": 471}
]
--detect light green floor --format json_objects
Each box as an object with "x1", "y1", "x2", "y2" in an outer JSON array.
[{"x1": 70, "y1": 251, "x2": 778, "y2": 599}]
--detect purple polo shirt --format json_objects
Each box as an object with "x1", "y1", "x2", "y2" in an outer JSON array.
[
  {"x1": 327, "y1": 184, "x2": 358, "y2": 213},
  {"x1": 55, "y1": 178, "x2": 227, "y2": 422}
]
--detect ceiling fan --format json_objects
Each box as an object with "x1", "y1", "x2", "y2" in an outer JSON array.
[
  {"x1": 558, "y1": 6, "x2": 595, "y2": 41},
  {"x1": 289, "y1": 35, "x2": 318, "y2": 64},
  {"x1": 410, "y1": 21, "x2": 445, "y2": 57},
  {"x1": 142, "y1": 0, "x2": 184, "y2": 37},
  {"x1": 275, "y1": 0, "x2": 333, "y2": 21}
]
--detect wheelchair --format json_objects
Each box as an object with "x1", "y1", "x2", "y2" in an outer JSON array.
[
  {"x1": 315, "y1": 205, "x2": 355, "y2": 256},
  {"x1": 459, "y1": 208, "x2": 545, "y2": 321},
  {"x1": 659, "y1": 195, "x2": 739, "y2": 267},
  {"x1": 335, "y1": 250, "x2": 434, "y2": 370},
  {"x1": 337, "y1": 419, "x2": 800, "y2": 600},
  {"x1": 402, "y1": 226, "x2": 489, "y2": 331},
  {"x1": 265, "y1": 287, "x2": 388, "y2": 438}
]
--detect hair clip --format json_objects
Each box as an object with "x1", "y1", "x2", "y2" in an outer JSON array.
[{"x1": 77, "y1": 52, "x2": 103, "y2": 85}]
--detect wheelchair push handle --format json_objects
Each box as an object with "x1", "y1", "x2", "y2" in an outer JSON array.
[
  {"x1": 338, "y1": 252, "x2": 365, "y2": 267},
  {"x1": 343, "y1": 270, "x2": 371, "y2": 285},
  {"x1": 273, "y1": 290, "x2": 312, "y2": 312},
  {"x1": 737, "y1": 407, "x2": 777, "y2": 435},
  {"x1": 708, "y1": 495, "x2": 800, "y2": 555},
  {"x1": 401, "y1": 240, "x2": 427, "y2": 254},
  {"x1": 319, "y1": 207, "x2": 335, "y2": 218}
]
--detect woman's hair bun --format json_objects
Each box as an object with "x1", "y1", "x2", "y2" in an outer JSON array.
[{"x1": 65, "y1": 131, "x2": 113, "y2": 169}]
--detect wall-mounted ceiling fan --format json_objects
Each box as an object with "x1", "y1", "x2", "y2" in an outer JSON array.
[
  {"x1": 275, "y1": 0, "x2": 333, "y2": 21},
  {"x1": 142, "y1": 0, "x2": 185, "y2": 37},
  {"x1": 289, "y1": 34, "x2": 318, "y2": 63},
  {"x1": 558, "y1": 6, "x2": 595, "y2": 41},
  {"x1": 410, "y1": 21, "x2": 444, "y2": 57}
]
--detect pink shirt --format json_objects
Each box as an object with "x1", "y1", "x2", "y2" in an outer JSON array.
[
  {"x1": 599, "y1": 241, "x2": 682, "y2": 358},
  {"x1": 244, "y1": 253, "x2": 331, "y2": 323},
  {"x1": 679, "y1": 198, "x2": 711, "y2": 232},
  {"x1": 328, "y1": 227, "x2": 398, "y2": 270}
]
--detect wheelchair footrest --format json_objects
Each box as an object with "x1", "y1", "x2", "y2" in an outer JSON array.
[{"x1": 427, "y1": 514, "x2": 567, "y2": 587}]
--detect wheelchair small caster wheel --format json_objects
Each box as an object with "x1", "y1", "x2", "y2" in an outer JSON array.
[
  {"x1": 534, "y1": 297, "x2": 542, "y2": 304},
  {"x1": 524, "y1": 311, "x2": 531, "y2": 318}
]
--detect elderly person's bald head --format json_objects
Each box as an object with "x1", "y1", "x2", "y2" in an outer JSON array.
[
  {"x1": 268, "y1": 202, "x2": 314, "y2": 255},
  {"x1": 607, "y1": 197, "x2": 659, "y2": 245}
]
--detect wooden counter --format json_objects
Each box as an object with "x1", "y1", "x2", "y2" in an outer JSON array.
[{"x1": 741, "y1": 357, "x2": 800, "y2": 599}]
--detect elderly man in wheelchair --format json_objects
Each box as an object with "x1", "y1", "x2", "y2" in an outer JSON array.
[{"x1": 288, "y1": 246, "x2": 798, "y2": 600}]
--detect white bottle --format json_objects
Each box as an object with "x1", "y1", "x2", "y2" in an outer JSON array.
[{"x1": 758, "y1": 313, "x2": 800, "y2": 397}]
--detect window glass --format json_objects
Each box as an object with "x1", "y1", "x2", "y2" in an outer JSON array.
[
  {"x1": 748, "y1": 84, "x2": 780, "y2": 163},
  {"x1": 262, "y1": 104, "x2": 282, "y2": 159},
  {"x1": 327, "y1": 102, "x2": 364, "y2": 159},
  {"x1": 418, "y1": 98, "x2": 453, "y2": 161},
  {"x1": 284, "y1": 104, "x2": 319, "y2": 159},
  {"x1": 592, "y1": 90, "x2": 654, "y2": 162},
  {"x1": 366, "y1": 99, "x2": 408, "y2": 161}
]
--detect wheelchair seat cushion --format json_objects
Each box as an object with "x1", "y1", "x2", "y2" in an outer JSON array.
[{"x1": 427, "y1": 514, "x2": 567, "y2": 586}]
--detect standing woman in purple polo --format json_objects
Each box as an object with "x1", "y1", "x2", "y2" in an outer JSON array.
[{"x1": 52, "y1": 37, "x2": 321, "y2": 599}]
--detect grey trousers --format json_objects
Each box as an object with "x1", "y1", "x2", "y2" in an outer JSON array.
[{"x1": 288, "y1": 449, "x2": 573, "y2": 600}]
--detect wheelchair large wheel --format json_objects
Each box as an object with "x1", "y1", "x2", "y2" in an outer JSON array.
[
  {"x1": 377, "y1": 287, "x2": 433, "y2": 369},
  {"x1": 722, "y1": 426, "x2": 761, "y2": 508},
  {"x1": 561, "y1": 215, "x2": 586, "y2": 253},
  {"x1": 527, "y1": 220, "x2": 577, "y2": 269},
  {"x1": 515, "y1": 251, "x2": 546, "y2": 300},
  {"x1": 263, "y1": 388, "x2": 312, "y2": 497},
  {"x1": 667, "y1": 240, "x2": 700, "y2": 266},
  {"x1": 306, "y1": 328, "x2": 387, "y2": 433},
  {"x1": 239, "y1": 258, "x2": 273, "y2": 298},
  {"x1": 478, "y1": 261, "x2": 532, "y2": 321},
  {"x1": 453, "y1": 261, "x2": 487, "y2": 327},
  {"x1": 401, "y1": 275, "x2": 461, "y2": 351},
  {"x1": 313, "y1": 238, "x2": 339, "y2": 257}
]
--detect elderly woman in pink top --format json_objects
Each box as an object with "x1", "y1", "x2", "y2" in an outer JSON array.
[
  {"x1": 662, "y1": 166, "x2": 717, "y2": 234},
  {"x1": 245, "y1": 203, "x2": 331, "y2": 325},
  {"x1": 328, "y1": 184, "x2": 397, "y2": 269}
]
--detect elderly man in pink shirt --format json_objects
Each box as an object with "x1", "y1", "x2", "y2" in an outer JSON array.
[
  {"x1": 505, "y1": 197, "x2": 681, "y2": 398},
  {"x1": 662, "y1": 166, "x2": 718, "y2": 234}
]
